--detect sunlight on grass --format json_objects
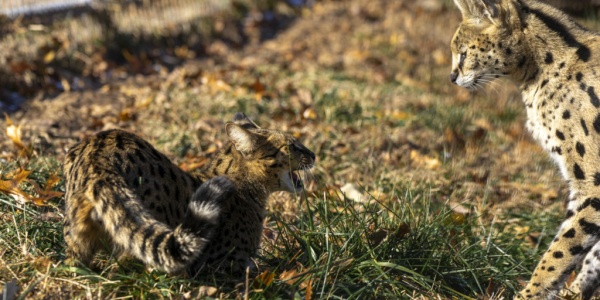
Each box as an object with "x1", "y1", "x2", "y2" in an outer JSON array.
[
  {"x1": 0, "y1": 0, "x2": 580, "y2": 298},
  {"x1": 0, "y1": 158, "x2": 561, "y2": 298}
]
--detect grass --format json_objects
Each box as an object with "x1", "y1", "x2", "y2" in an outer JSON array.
[
  {"x1": 0, "y1": 157, "x2": 561, "y2": 299},
  {"x1": 0, "y1": 0, "x2": 579, "y2": 298}
]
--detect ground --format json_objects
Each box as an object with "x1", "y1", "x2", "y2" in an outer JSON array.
[{"x1": 0, "y1": 0, "x2": 593, "y2": 298}]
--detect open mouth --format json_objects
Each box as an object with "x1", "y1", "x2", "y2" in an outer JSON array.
[{"x1": 290, "y1": 171, "x2": 303, "y2": 189}]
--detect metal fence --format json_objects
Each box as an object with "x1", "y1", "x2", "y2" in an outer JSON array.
[
  {"x1": 1, "y1": 0, "x2": 233, "y2": 33},
  {"x1": 1, "y1": 0, "x2": 92, "y2": 17}
]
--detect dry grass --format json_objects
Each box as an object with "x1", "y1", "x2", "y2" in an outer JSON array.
[{"x1": 0, "y1": 0, "x2": 583, "y2": 298}]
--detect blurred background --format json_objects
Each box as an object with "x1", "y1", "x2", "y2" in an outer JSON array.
[
  {"x1": 4, "y1": 0, "x2": 600, "y2": 247},
  {"x1": 1, "y1": 0, "x2": 599, "y2": 113}
]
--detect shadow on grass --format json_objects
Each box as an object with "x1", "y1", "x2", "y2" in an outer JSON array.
[{"x1": 0, "y1": 0, "x2": 301, "y2": 112}]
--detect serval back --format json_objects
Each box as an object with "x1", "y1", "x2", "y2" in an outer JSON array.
[
  {"x1": 450, "y1": 0, "x2": 600, "y2": 298},
  {"x1": 63, "y1": 113, "x2": 315, "y2": 275}
]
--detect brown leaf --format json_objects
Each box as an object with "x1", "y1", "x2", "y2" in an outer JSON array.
[
  {"x1": 304, "y1": 280, "x2": 313, "y2": 300},
  {"x1": 5, "y1": 114, "x2": 31, "y2": 156},
  {"x1": 60, "y1": 78, "x2": 71, "y2": 92},
  {"x1": 0, "y1": 168, "x2": 33, "y2": 204},
  {"x1": 302, "y1": 108, "x2": 317, "y2": 120},
  {"x1": 251, "y1": 77, "x2": 265, "y2": 94},
  {"x1": 119, "y1": 108, "x2": 134, "y2": 122},
  {"x1": 280, "y1": 267, "x2": 313, "y2": 297},
  {"x1": 444, "y1": 212, "x2": 466, "y2": 226},
  {"x1": 254, "y1": 270, "x2": 275, "y2": 288},
  {"x1": 197, "y1": 286, "x2": 218, "y2": 297},
  {"x1": 44, "y1": 173, "x2": 61, "y2": 189},
  {"x1": 565, "y1": 270, "x2": 577, "y2": 288},
  {"x1": 444, "y1": 127, "x2": 466, "y2": 149},
  {"x1": 25, "y1": 173, "x2": 64, "y2": 206},
  {"x1": 409, "y1": 150, "x2": 440, "y2": 170},
  {"x1": 10, "y1": 61, "x2": 33, "y2": 73},
  {"x1": 280, "y1": 268, "x2": 300, "y2": 285},
  {"x1": 0, "y1": 170, "x2": 62, "y2": 206},
  {"x1": 179, "y1": 157, "x2": 208, "y2": 172},
  {"x1": 368, "y1": 228, "x2": 389, "y2": 246},
  {"x1": 526, "y1": 232, "x2": 541, "y2": 247},
  {"x1": 43, "y1": 50, "x2": 56, "y2": 64},
  {"x1": 179, "y1": 156, "x2": 208, "y2": 172},
  {"x1": 394, "y1": 222, "x2": 410, "y2": 239}
]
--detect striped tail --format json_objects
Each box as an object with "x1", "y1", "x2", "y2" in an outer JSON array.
[{"x1": 91, "y1": 176, "x2": 234, "y2": 273}]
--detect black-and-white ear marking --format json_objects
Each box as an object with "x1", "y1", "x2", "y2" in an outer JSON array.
[
  {"x1": 232, "y1": 112, "x2": 260, "y2": 130},
  {"x1": 226, "y1": 123, "x2": 258, "y2": 154},
  {"x1": 481, "y1": 0, "x2": 499, "y2": 19},
  {"x1": 453, "y1": 0, "x2": 500, "y2": 26}
]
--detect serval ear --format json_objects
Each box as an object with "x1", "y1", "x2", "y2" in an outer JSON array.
[
  {"x1": 226, "y1": 122, "x2": 259, "y2": 154},
  {"x1": 454, "y1": 0, "x2": 502, "y2": 28},
  {"x1": 232, "y1": 112, "x2": 260, "y2": 130}
]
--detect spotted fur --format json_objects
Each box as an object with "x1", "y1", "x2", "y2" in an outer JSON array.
[
  {"x1": 450, "y1": 0, "x2": 600, "y2": 298},
  {"x1": 63, "y1": 113, "x2": 315, "y2": 275}
]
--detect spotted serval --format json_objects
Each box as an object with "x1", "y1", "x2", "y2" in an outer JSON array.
[
  {"x1": 450, "y1": 0, "x2": 600, "y2": 298},
  {"x1": 63, "y1": 112, "x2": 315, "y2": 275}
]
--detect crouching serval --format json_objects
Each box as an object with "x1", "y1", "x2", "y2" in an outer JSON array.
[{"x1": 63, "y1": 113, "x2": 315, "y2": 276}]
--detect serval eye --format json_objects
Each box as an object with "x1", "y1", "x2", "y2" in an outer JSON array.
[{"x1": 459, "y1": 52, "x2": 466, "y2": 65}]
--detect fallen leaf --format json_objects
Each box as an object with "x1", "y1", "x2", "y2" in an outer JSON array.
[
  {"x1": 368, "y1": 228, "x2": 389, "y2": 246},
  {"x1": 204, "y1": 145, "x2": 218, "y2": 155},
  {"x1": 60, "y1": 78, "x2": 71, "y2": 92},
  {"x1": 28, "y1": 173, "x2": 64, "y2": 206},
  {"x1": 0, "y1": 168, "x2": 33, "y2": 204},
  {"x1": 302, "y1": 107, "x2": 317, "y2": 120},
  {"x1": 254, "y1": 270, "x2": 275, "y2": 288},
  {"x1": 526, "y1": 232, "x2": 541, "y2": 247},
  {"x1": 5, "y1": 114, "x2": 31, "y2": 156},
  {"x1": 444, "y1": 127, "x2": 465, "y2": 149},
  {"x1": 197, "y1": 286, "x2": 218, "y2": 297},
  {"x1": 10, "y1": 61, "x2": 33, "y2": 73},
  {"x1": 280, "y1": 268, "x2": 313, "y2": 297},
  {"x1": 565, "y1": 271, "x2": 577, "y2": 288},
  {"x1": 32, "y1": 256, "x2": 52, "y2": 271},
  {"x1": 485, "y1": 277, "x2": 500, "y2": 299},
  {"x1": 119, "y1": 108, "x2": 134, "y2": 122},
  {"x1": 304, "y1": 280, "x2": 313, "y2": 300},
  {"x1": 444, "y1": 212, "x2": 466, "y2": 226},
  {"x1": 179, "y1": 157, "x2": 208, "y2": 172},
  {"x1": 280, "y1": 268, "x2": 300, "y2": 284},
  {"x1": 409, "y1": 150, "x2": 440, "y2": 170},
  {"x1": 511, "y1": 225, "x2": 530, "y2": 240},
  {"x1": 390, "y1": 110, "x2": 410, "y2": 121},
  {"x1": 0, "y1": 170, "x2": 62, "y2": 206},
  {"x1": 251, "y1": 77, "x2": 265, "y2": 94},
  {"x1": 43, "y1": 50, "x2": 56, "y2": 63},
  {"x1": 340, "y1": 183, "x2": 364, "y2": 202},
  {"x1": 395, "y1": 222, "x2": 410, "y2": 239}
]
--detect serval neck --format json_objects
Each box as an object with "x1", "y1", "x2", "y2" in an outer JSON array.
[
  {"x1": 514, "y1": 0, "x2": 594, "y2": 90},
  {"x1": 202, "y1": 144, "x2": 270, "y2": 205}
]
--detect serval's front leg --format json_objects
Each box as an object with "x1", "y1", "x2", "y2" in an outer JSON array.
[
  {"x1": 569, "y1": 240, "x2": 600, "y2": 299},
  {"x1": 518, "y1": 197, "x2": 600, "y2": 300}
]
